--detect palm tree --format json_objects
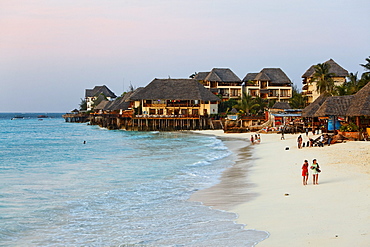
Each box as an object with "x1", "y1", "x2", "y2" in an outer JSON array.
[
  {"x1": 312, "y1": 63, "x2": 335, "y2": 95},
  {"x1": 359, "y1": 72, "x2": 370, "y2": 89},
  {"x1": 234, "y1": 92, "x2": 259, "y2": 115},
  {"x1": 336, "y1": 72, "x2": 368, "y2": 95},
  {"x1": 253, "y1": 96, "x2": 268, "y2": 115},
  {"x1": 360, "y1": 56, "x2": 370, "y2": 71},
  {"x1": 79, "y1": 98, "x2": 87, "y2": 111},
  {"x1": 346, "y1": 72, "x2": 360, "y2": 95},
  {"x1": 289, "y1": 85, "x2": 307, "y2": 108}
]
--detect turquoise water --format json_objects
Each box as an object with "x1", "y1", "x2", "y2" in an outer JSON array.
[{"x1": 0, "y1": 113, "x2": 267, "y2": 246}]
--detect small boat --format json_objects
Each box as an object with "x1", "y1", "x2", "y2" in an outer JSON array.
[
  {"x1": 37, "y1": 115, "x2": 48, "y2": 118},
  {"x1": 11, "y1": 116, "x2": 24, "y2": 120}
]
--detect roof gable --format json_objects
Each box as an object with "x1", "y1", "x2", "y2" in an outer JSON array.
[
  {"x1": 85, "y1": 85, "x2": 117, "y2": 98},
  {"x1": 258, "y1": 68, "x2": 291, "y2": 84},
  {"x1": 193, "y1": 72, "x2": 210, "y2": 81},
  {"x1": 314, "y1": 95, "x2": 354, "y2": 117},
  {"x1": 346, "y1": 82, "x2": 370, "y2": 116},
  {"x1": 255, "y1": 71, "x2": 271, "y2": 81},
  {"x1": 203, "y1": 68, "x2": 241, "y2": 83},
  {"x1": 301, "y1": 93, "x2": 331, "y2": 117},
  {"x1": 242, "y1": 73, "x2": 258, "y2": 82},
  {"x1": 302, "y1": 59, "x2": 349, "y2": 78},
  {"x1": 271, "y1": 102, "x2": 292, "y2": 110},
  {"x1": 244, "y1": 68, "x2": 291, "y2": 85}
]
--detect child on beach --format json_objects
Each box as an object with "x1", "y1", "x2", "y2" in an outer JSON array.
[
  {"x1": 302, "y1": 160, "x2": 309, "y2": 185},
  {"x1": 310, "y1": 159, "x2": 321, "y2": 185}
]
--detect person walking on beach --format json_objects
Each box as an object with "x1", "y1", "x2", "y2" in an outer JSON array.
[
  {"x1": 297, "y1": 135, "x2": 303, "y2": 149},
  {"x1": 302, "y1": 160, "x2": 309, "y2": 185},
  {"x1": 310, "y1": 159, "x2": 321, "y2": 185},
  {"x1": 250, "y1": 135, "x2": 254, "y2": 144}
]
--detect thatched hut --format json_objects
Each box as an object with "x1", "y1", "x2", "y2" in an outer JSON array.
[
  {"x1": 345, "y1": 82, "x2": 370, "y2": 132},
  {"x1": 313, "y1": 95, "x2": 354, "y2": 117},
  {"x1": 301, "y1": 94, "x2": 330, "y2": 118},
  {"x1": 346, "y1": 82, "x2": 370, "y2": 117},
  {"x1": 302, "y1": 82, "x2": 370, "y2": 135},
  {"x1": 313, "y1": 95, "x2": 354, "y2": 131}
]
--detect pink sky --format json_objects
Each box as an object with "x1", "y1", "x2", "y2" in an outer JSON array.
[{"x1": 1, "y1": 0, "x2": 369, "y2": 112}]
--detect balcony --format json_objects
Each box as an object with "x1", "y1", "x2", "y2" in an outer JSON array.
[{"x1": 302, "y1": 91, "x2": 313, "y2": 96}]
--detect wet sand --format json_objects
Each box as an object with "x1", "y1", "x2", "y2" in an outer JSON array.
[{"x1": 189, "y1": 138, "x2": 258, "y2": 210}]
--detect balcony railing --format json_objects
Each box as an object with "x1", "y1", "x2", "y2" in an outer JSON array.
[
  {"x1": 135, "y1": 114, "x2": 200, "y2": 119},
  {"x1": 143, "y1": 103, "x2": 200, "y2": 107}
]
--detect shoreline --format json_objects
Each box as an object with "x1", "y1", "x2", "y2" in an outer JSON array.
[
  {"x1": 191, "y1": 130, "x2": 370, "y2": 246},
  {"x1": 189, "y1": 136, "x2": 258, "y2": 211}
]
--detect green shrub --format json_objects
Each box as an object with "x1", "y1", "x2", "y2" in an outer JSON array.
[{"x1": 339, "y1": 122, "x2": 359, "y2": 132}]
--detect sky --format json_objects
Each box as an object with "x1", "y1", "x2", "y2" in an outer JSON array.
[{"x1": 1, "y1": 0, "x2": 369, "y2": 112}]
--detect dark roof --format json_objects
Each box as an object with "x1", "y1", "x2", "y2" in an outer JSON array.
[
  {"x1": 303, "y1": 82, "x2": 370, "y2": 117},
  {"x1": 258, "y1": 68, "x2": 291, "y2": 84},
  {"x1": 271, "y1": 102, "x2": 292, "y2": 110},
  {"x1": 198, "y1": 68, "x2": 241, "y2": 83},
  {"x1": 193, "y1": 72, "x2": 210, "y2": 81},
  {"x1": 301, "y1": 93, "x2": 330, "y2": 117},
  {"x1": 242, "y1": 73, "x2": 259, "y2": 82},
  {"x1": 243, "y1": 68, "x2": 291, "y2": 85},
  {"x1": 302, "y1": 59, "x2": 349, "y2": 78},
  {"x1": 106, "y1": 97, "x2": 130, "y2": 111},
  {"x1": 85, "y1": 85, "x2": 117, "y2": 98},
  {"x1": 130, "y1": 79, "x2": 221, "y2": 101},
  {"x1": 103, "y1": 88, "x2": 145, "y2": 111},
  {"x1": 313, "y1": 95, "x2": 354, "y2": 117},
  {"x1": 94, "y1": 99, "x2": 111, "y2": 110},
  {"x1": 346, "y1": 82, "x2": 370, "y2": 116}
]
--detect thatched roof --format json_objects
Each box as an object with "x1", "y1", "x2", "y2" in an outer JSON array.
[
  {"x1": 94, "y1": 100, "x2": 111, "y2": 110},
  {"x1": 302, "y1": 59, "x2": 348, "y2": 78},
  {"x1": 255, "y1": 71, "x2": 271, "y2": 81},
  {"x1": 106, "y1": 97, "x2": 129, "y2": 111},
  {"x1": 346, "y1": 82, "x2": 370, "y2": 116},
  {"x1": 196, "y1": 68, "x2": 241, "y2": 83},
  {"x1": 313, "y1": 95, "x2": 354, "y2": 117},
  {"x1": 130, "y1": 79, "x2": 221, "y2": 101},
  {"x1": 85, "y1": 85, "x2": 117, "y2": 98},
  {"x1": 193, "y1": 72, "x2": 210, "y2": 81},
  {"x1": 243, "y1": 68, "x2": 291, "y2": 85},
  {"x1": 301, "y1": 93, "x2": 330, "y2": 117},
  {"x1": 271, "y1": 102, "x2": 292, "y2": 110},
  {"x1": 242, "y1": 73, "x2": 259, "y2": 82}
]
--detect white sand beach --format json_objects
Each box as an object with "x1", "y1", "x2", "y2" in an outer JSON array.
[{"x1": 191, "y1": 130, "x2": 370, "y2": 246}]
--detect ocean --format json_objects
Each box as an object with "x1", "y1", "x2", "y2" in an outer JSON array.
[{"x1": 0, "y1": 113, "x2": 267, "y2": 246}]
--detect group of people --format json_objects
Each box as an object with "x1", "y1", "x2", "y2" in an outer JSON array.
[
  {"x1": 301, "y1": 159, "x2": 321, "y2": 185},
  {"x1": 297, "y1": 134, "x2": 331, "y2": 149},
  {"x1": 250, "y1": 134, "x2": 261, "y2": 144}
]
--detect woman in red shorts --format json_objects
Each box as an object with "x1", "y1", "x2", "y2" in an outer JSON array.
[{"x1": 302, "y1": 160, "x2": 309, "y2": 185}]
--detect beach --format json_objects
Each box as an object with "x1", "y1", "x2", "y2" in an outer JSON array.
[{"x1": 191, "y1": 130, "x2": 370, "y2": 246}]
